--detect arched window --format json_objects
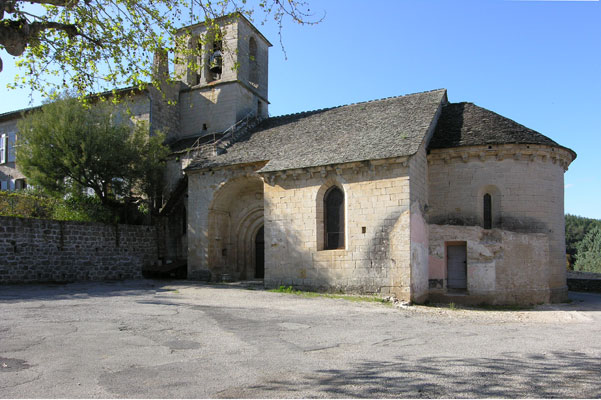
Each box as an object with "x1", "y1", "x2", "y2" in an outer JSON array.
[
  {"x1": 324, "y1": 187, "x2": 344, "y2": 249},
  {"x1": 195, "y1": 39, "x2": 203, "y2": 85},
  {"x1": 483, "y1": 193, "x2": 492, "y2": 229},
  {"x1": 249, "y1": 37, "x2": 258, "y2": 85}
]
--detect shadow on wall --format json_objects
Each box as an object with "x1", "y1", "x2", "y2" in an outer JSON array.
[
  {"x1": 242, "y1": 351, "x2": 601, "y2": 398},
  {"x1": 264, "y1": 189, "x2": 408, "y2": 294}
]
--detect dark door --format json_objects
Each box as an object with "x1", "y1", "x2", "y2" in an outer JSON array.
[
  {"x1": 255, "y1": 226, "x2": 264, "y2": 279},
  {"x1": 447, "y1": 244, "x2": 467, "y2": 290}
]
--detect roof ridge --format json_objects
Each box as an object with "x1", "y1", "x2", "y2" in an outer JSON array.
[{"x1": 269, "y1": 88, "x2": 447, "y2": 120}]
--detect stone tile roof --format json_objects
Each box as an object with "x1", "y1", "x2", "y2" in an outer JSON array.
[
  {"x1": 429, "y1": 102, "x2": 571, "y2": 153},
  {"x1": 187, "y1": 89, "x2": 447, "y2": 172}
]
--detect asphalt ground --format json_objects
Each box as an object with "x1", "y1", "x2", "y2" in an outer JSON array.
[{"x1": 1, "y1": 280, "x2": 600, "y2": 398}]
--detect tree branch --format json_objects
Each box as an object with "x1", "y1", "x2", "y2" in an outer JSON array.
[{"x1": 0, "y1": 19, "x2": 101, "y2": 57}]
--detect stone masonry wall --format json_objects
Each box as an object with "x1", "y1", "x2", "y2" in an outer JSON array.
[
  {"x1": 262, "y1": 160, "x2": 412, "y2": 298},
  {"x1": 0, "y1": 216, "x2": 157, "y2": 283},
  {"x1": 408, "y1": 142, "x2": 430, "y2": 303},
  {"x1": 179, "y1": 83, "x2": 258, "y2": 138},
  {"x1": 427, "y1": 144, "x2": 571, "y2": 302},
  {"x1": 428, "y1": 224, "x2": 550, "y2": 305},
  {"x1": 186, "y1": 164, "x2": 263, "y2": 280}
]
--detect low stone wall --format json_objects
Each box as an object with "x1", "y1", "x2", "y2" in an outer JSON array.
[
  {"x1": 567, "y1": 271, "x2": 601, "y2": 293},
  {"x1": 0, "y1": 216, "x2": 157, "y2": 283},
  {"x1": 567, "y1": 279, "x2": 601, "y2": 293}
]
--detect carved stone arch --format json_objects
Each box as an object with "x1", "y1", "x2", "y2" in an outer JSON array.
[
  {"x1": 209, "y1": 173, "x2": 263, "y2": 211},
  {"x1": 207, "y1": 174, "x2": 264, "y2": 280},
  {"x1": 234, "y1": 207, "x2": 264, "y2": 279},
  {"x1": 316, "y1": 177, "x2": 348, "y2": 250},
  {"x1": 477, "y1": 184, "x2": 502, "y2": 228}
]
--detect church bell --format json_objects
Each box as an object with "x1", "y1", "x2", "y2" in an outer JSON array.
[{"x1": 209, "y1": 49, "x2": 222, "y2": 74}]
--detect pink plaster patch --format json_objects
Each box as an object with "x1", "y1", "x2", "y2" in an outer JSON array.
[
  {"x1": 429, "y1": 256, "x2": 445, "y2": 279},
  {"x1": 410, "y1": 212, "x2": 428, "y2": 245}
]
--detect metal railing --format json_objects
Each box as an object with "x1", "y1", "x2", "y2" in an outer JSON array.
[{"x1": 185, "y1": 111, "x2": 259, "y2": 162}]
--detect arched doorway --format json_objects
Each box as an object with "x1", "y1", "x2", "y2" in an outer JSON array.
[
  {"x1": 254, "y1": 226, "x2": 264, "y2": 279},
  {"x1": 207, "y1": 175, "x2": 264, "y2": 281}
]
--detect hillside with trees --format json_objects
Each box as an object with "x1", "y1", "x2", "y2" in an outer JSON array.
[{"x1": 566, "y1": 214, "x2": 601, "y2": 272}]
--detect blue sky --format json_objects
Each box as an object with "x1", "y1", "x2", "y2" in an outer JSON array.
[{"x1": 1, "y1": 0, "x2": 600, "y2": 218}]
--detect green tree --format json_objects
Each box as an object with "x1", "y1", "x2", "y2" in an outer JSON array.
[
  {"x1": 0, "y1": 1, "x2": 322, "y2": 97},
  {"x1": 565, "y1": 214, "x2": 601, "y2": 268},
  {"x1": 16, "y1": 95, "x2": 169, "y2": 219},
  {"x1": 574, "y1": 226, "x2": 601, "y2": 273}
]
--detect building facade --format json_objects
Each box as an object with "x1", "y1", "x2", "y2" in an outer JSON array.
[{"x1": 0, "y1": 14, "x2": 576, "y2": 304}]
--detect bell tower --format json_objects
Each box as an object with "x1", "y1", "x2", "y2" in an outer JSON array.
[{"x1": 173, "y1": 13, "x2": 271, "y2": 140}]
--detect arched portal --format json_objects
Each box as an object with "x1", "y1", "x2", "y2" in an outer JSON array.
[{"x1": 208, "y1": 175, "x2": 264, "y2": 281}]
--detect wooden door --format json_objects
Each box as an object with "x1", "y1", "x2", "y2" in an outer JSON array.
[{"x1": 447, "y1": 244, "x2": 467, "y2": 290}]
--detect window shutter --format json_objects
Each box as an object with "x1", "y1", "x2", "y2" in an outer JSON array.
[
  {"x1": 0, "y1": 134, "x2": 6, "y2": 164},
  {"x1": 7, "y1": 132, "x2": 16, "y2": 162},
  {"x1": 9, "y1": 179, "x2": 15, "y2": 191},
  {"x1": 0, "y1": 181, "x2": 7, "y2": 191}
]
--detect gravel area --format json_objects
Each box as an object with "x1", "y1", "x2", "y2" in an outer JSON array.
[{"x1": 1, "y1": 280, "x2": 600, "y2": 398}]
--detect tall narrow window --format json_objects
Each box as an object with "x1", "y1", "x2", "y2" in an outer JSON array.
[
  {"x1": 195, "y1": 40, "x2": 203, "y2": 85},
  {"x1": 324, "y1": 187, "x2": 344, "y2": 249},
  {"x1": 249, "y1": 37, "x2": 258, "y2": 85},
  {"x1": 483, "y1": 193, "x2": 492, "y2": 229}
]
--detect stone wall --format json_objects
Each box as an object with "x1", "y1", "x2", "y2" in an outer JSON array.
[
  {"x1": 428, "y1": 224, "x2": 550, "y2": 305},
  {"x1": 186, "y1": 164, "x2": 264, "y2": 281},
  {"x1": 179, "y1": 82, "x2": 263, "y2": 138},
  {"x1": 236, "y1": 17, "x2": 270, "y2": 103},
  {"x1": 427, "y1": 144, "x2": 572, "y2": 302},
  {"x1": 0, "y1": 216, "x2": 157, "y2": 283},
  {"x1": 262, "y1": 160, "x2": 412, "y2": 298},
  {"x1": 408, "y1": 142, "x2": 431, "y2": 302}
]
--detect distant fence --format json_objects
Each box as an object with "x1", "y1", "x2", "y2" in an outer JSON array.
[{"x1": 0, "y1": 216, "x2": 157, "y2": 283}]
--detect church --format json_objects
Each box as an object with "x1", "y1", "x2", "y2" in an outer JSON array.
[{"x1": 0, "y1": 14, "x2": 576, "y2": 305}]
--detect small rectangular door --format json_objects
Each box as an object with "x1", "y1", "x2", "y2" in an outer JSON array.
[{"x1": 447, "y1": 244, "x2": 467, "y2": 290}]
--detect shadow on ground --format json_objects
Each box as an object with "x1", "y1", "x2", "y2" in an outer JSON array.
[
  {"x1": 0, "y1": 279, "x2": 267, "y2": 303},
  {"x1": 230, "y1": 350, "x2": 601, "y2": 398}
]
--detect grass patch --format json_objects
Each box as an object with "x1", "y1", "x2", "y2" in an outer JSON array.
[{"x1": 268, "y1": 286, "x2": 391, "y2": 305}]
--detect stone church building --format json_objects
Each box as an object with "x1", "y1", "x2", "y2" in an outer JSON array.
[{"x1": 0, "y1": 14, "x2": 576, "y2": 304}]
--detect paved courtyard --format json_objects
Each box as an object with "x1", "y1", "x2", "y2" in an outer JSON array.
[{"x1": 1, "y1": 280, "x2": 601, "y2": 398}]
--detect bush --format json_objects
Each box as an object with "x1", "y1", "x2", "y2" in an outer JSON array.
[
  {"x1": 0, "y1": 190, "x2": 148, "y2": 224},
  {"x1": 0, "y1": 190, "x2": 57, "y2": 219},
  {"x1": 574, "y1": 226, "x2": 601, "y2": 273}
]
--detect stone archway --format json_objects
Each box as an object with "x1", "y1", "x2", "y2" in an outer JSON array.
[
  {"x1": 235, "y1": 207, "x2": 264, "y2": 280},
  {"x1": 207, "y1": 175, "x2": 264, "y2": 280}
]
